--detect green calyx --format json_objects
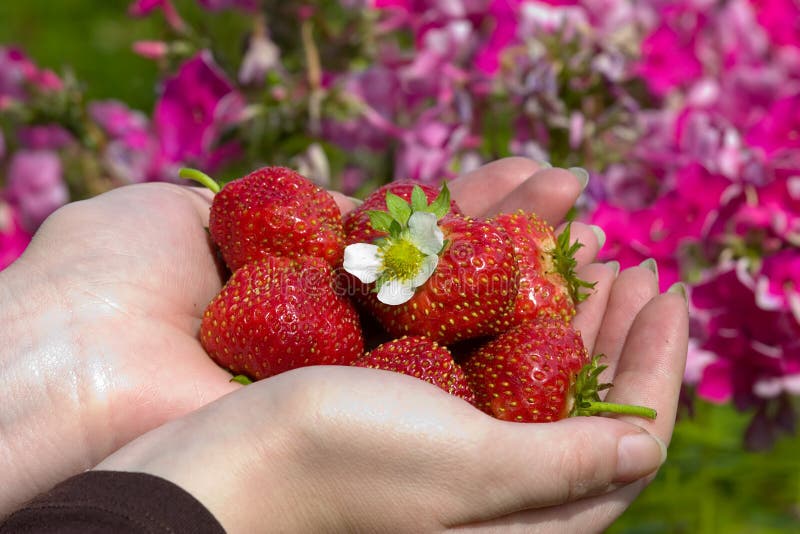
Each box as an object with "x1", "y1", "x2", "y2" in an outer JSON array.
[
  {"x1": 367, "y1": 182, "x2": 451, "y2": 239},
  {"x1": 230, "y1": 374, "x2": 253, "y2": 385},
  {"x1": 552, "y1": 222, "x2": 597, "y2": 303},
  {"x1": 179, "y1": 167, "x2": 221, "y2": 194},
  {"x1": 570, "y1": 355, "x2": 657, "y2": 420}
]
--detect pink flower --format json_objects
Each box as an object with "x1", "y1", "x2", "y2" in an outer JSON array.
[
  {"x1": 128, "y1": 0, "x2": 185, "y2": 31},
  {"x1": 637, "y1": 11, "x2": 704, "y2": 97},
  {"x1": 197, "y1": 0, "x2": 258, "y2": 11},
  {"x1": 0, "y1": 47, "x2": 62, "y2": 100},
  {"x1": 393, "y1": 111, "x2": 470, "y2": 183},
  {"x1": 153, "y1": 52, "x2": 244, "y2": 170},
  {"x1": 746, "y1": 94, "x2": 800, "y2": 157},
  {"x1": 132, "y1": 41, "x2": 169, "y2": 60},
  {"x1": 754, "y1": 249, "x2": 800, "y2": 321},
  {"x1": 692, "y1": 264, "x2": 800, "y2": 408},
  {"x1": 17, "y1": 124, "x2": 74, "y2": 150},
  {"x1": 749, "y1": 0, "x2": 800, "y2": 47},
  {"x1": 4, "y1": 150, "x2": 68, "y2": 232},
  {"x1": 0, "y1": 201, "x2": 31, "y2": 271}
]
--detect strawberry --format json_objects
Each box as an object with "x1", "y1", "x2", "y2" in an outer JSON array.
[
  {"x1": 463, "y1": 316, "x2": 656, "y2": 423},
  {"x1": 182, "y1": 166, "x2": 345, "y2": 271},
  {"x1": 351, "y1": 335, "x2": 475, "y2": 403},
  {"x1": 200, "y1": 254, "x2": 364, "y2": 380},
  {"x1": 344, "y1": 181, "x2": 463, "y2": 247},
  {"x1": 493, "y1": 211, "x2": 595, "y2": 325}
]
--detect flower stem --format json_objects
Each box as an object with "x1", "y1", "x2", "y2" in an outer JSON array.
[
  {"x1": 179, "y1": 167, "x2": 221, "y2": 193},
  {"x1": 583, "y1": 401, "x2": 657, "y2": 419}
]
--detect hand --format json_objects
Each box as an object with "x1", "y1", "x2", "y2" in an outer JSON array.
[
  {"x1": 94, "y1": 159, "x2": 685, "y2": 533},
  {"x1": 0, "y1": 158, "x2": 687, "y2": 530}
]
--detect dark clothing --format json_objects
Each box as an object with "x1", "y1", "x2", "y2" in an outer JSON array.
[{"x1": 1, "y1": 471, "x2": 225, "y2": 533}]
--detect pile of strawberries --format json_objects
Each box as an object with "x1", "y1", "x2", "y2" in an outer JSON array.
[{"x1": 193, "y1": 166, "x2": 655, "y2": 423}]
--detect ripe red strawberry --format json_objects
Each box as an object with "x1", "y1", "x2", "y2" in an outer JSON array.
[
  {"x1": 199, "y1": 166, "x2": 345, "y2": 271},
  {"x1": 344, "y1": 181, "x2": 463, "y2": 246},
  {"x1": 463, "y1": 316, "x2": 656, "y2": 422},
  {"x1": 351, "y1": 336, "x2": 475, "y2": 403},
  {"x1": 493, "y1": 211, "x2": 595, "y2": 325},
  {"x1": 200, "y1": 255, "x2": 364, "y2": 380},
  {"x1": 353, "y1": 214, "x2": 519, "y2": 344}
]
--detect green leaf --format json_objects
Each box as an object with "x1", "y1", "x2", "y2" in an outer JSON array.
[
  {"x1": 368, "y1": 210, "x2": 394, "y2": 233},
  {"x1": 410, "y1": 185, "x2": 428, "y2": 212},
  {"x1": 230, "y1": 375, "x2": 253, "y2": 385},
  {"x1": 427, "y1": 181, "x2": 451, "y2": 219},
  {"x1": 389, "y1": 219, "x2": 403, "y2": 237},
  {"x1": 385, "y1": 191, "x2": 412, "y2": 225}
]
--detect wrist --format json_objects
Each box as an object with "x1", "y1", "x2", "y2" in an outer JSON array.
[{"x1": 0, "y1": 258, "x2": 94, "y2": 517}]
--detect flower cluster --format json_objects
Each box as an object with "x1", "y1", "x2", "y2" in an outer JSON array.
[{"x1": 1, "y1": 0, "x2": 798, "y2": 445}]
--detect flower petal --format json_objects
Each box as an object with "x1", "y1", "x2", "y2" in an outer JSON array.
[
  {"x1": 343, "y1": 243, "x2": 382, "y2": 283},
  {"x1": 377, "y1": 278, "x2": 415, "y2": 305},
  {"x1": 408, "y1": 211, "x2": 444, "y2": 256},
  {"x1": 411, "y1": 254, "x2": 438, "y2": 287}
]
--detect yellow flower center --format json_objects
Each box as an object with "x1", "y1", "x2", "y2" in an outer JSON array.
[{"x1": 381, "y1": 239, "x2": 425, "y2": 281}]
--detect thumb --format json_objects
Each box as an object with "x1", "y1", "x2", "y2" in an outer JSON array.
[{"x1": 460, "y1": 417, "x2": 667, "y2": 522}]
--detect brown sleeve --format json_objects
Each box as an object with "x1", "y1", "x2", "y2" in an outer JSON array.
[{"x1": 0, "y1": 471, "x2": 225, "y2": 533}]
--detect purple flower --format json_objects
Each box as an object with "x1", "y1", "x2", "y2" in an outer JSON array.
[
  {"x1": 197, "y1": 0, "x2": 258, "y2": 11},
  {"x1": 394, "y1": 111, "x2": 470, "y2": 183},
  {"x1": 4, "y1": 150, "x2": 68, "y2": 233},
  {"x1": 692, "y1": 264, "x2": 800, "y2": 408},
  {"x1": 754, "y1": 249, "x2": 800, "y2": 321},
  {"x1": 17, "y1": 124, "x2": 74, "y2": 150},
  {"x1": 153, "y1": 52, "x2": 244, "y2": 170},
  {"x1": 0, "y1": 201, "x2": 31, "y2": 271},
  {"x1": 0, "y1": 47, "x2": 61, "y2": 101}
]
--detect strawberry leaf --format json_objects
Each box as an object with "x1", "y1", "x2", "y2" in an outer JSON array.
[
  {"x1": 369, "y1": 210, "x2": 395, "y2": 233},
  {"x1": 553, "y1": 222, "x2": 597, "y2": 303},
  {"x1": 230, "y1": 374, "x2": 253, "y2": 385},
  {"x1": 410, "y1": 185, "x2": 428, "y2": 212},
  {"x1": 386, "y1": 191, "x2": 412, "y2": 225},
  {"x1": 426, "y1": 181, "x2": 451, "y2": 219}
]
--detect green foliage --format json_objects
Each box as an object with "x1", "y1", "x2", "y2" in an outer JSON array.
[{"x1": 611, "y1": 400, "x2": 800, "y2": 533}]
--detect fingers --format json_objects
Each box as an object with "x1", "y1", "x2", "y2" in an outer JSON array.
[
  {"x1": 454, "y1": 417, "x2": 665, "y2": 525},
  {"x1": 592, "y1": 265, "x2": 660, "y2": 382},
  {"x1": 486, "y1": 167, "x2": 585, "y2": 224},
  {"x1": 572, "y1": 262, "x2": 617, "y2": 353},
  {"x1": 449, "y1": 157, "x2": 543, "y2": 216},
  {"x1": 603, "y1": 291, "x2": 689, "y2": 446}
]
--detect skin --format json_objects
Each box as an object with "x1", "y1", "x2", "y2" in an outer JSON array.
[{"x1": 0, "y1": 158, "x2": 688, "y2": 532}]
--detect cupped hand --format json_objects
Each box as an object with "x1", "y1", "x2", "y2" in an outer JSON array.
[{"x1": 0, "y1": 157, "x2": 688, "y2": 530}]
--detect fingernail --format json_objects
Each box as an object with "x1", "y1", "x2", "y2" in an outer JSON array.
[
  {"x1": 616, "y1": 432, "x2": 667, "y2": 482},
  {"x1": 568, "y1": 167, "x2": 589, "y2": 190},
  {"x1": 538, "y1": 160, "x2": 553, "y2": 169},
  {"x1": 346, "y1": 196, "x2": 364, "y2": 207},
  {"x1": 606, "y1": 260, "x2": 620, "y2": 276},
  {"x1": 639, "y1": 258, "x2": 659, "y2": 285},
  {"x1": 589, "y1": 224, "x2": 606, "y2": 249},
  {"x1": 667, "y1": 282, "x2": 688, "y2": 305}
]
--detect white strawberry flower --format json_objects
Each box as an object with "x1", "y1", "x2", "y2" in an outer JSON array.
[{"x1": 343, "y1": 184, "x2": 450, "y2": 306}]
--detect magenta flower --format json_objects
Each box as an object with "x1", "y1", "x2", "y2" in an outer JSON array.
[
  {"x1": 4, "y1": 150, "x2": 68, "y2": 233},
  {"x1": 197, "y1": 0, "x2": 258, "y2": 11},
  {"x1": 692, "y1": 264, "x2": 800, "y2": 408},
  {"x1": 754, "y1": 249, "x2": 800, "y2": 321},
  {"x1": 0, "y1": 201, "x2": 31, "y2": 271},
  {"x1": 637, "y1": 13, "x2": 704, "y2": 97},
  {"x1": 153, "y1": 52, "x2": 244, "y2": 170},
  {"x1": 17, "y1": 124, "x2": 74, "y2": 150},
  {"x1": 128, "y1": 0, "x2": 185, "y2": 31},
  {"x1": 749, "y1": 0, "x2": 800, "y2": 47},
  {"x1": 745, "y1": 94, "x2": 800, "y2": 157}
]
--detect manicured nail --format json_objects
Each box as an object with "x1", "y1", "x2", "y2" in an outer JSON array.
[
  {"x1": 639, "y1": 258, "x2": 659, "y2": 285},
  {"x1": 606, "y1": 260, "x2": 620, "y2": 276},
  {"x1": 568, "y1": 167, "x2": 589, "y2": 190},
  {"x1": 538, "y1": 161, "x2": 553, "y2": 169},
  {"x1": 589, "y1": 224, "x2": 606, "y2": 249},
  {"x1": 346, "y1": 196, "x2": 364, "y2": 207},
  {"x1": 615, "y1": 432, "x2": 667, "y2": 482},
  {"x1": 667, "y1": 282, "x2": 688, "y2": 305}
]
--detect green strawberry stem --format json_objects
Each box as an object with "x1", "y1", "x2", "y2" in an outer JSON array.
[
  {"x1": 575, "y1": 401, "x2": 657, "y2": 419},
  {"x1": 570, "y1": 354, "x2": 657, "y2": 421},
  {"x1": 179, "y1": 167, "x2": 221, "y2": 194}
]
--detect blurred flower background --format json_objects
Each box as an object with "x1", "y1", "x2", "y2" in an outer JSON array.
[{"x1": 1, "y1": 0, "x2": 799, "y2": 530}]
